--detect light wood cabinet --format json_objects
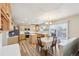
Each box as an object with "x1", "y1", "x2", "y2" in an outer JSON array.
[
  {"x1": 30, "y1": 34, "x2": 37, "y2": 44},
  {"x1": 19, "y1": 34, "x2": 25, "y2": 41},
  {"x1": 0, "y1": 3, "x2": 12, "y2": 31},
  {"x1": 0, "y1": 4, "x2": 1, "y2": 29},
  {"x1": 8, "y1": 36, "x2": 18, "y2": 45}
]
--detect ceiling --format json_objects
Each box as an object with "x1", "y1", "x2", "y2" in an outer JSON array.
[{"x1": 11, "y1": 3, "x2": 79, "y2": 25}]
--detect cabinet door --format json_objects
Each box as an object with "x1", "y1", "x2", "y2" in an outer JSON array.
[
  {"x1": 0, "y1": 3, "x2": 11, "y2": 31},
  {"x1": 1, "y1": 17, "x2": 9, "y2": 31},
  {"x1": 0, "y1": 4, "x2": 1, "y2": 29}
]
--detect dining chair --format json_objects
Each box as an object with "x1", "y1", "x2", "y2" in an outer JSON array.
[
  {"x1": 36, "y1": 37, "x2": 43, "y2": 50},
  {"x1": 41, "y1": 34, "x2": 45, "y2": 38},
  {"x1": 36, "y1": 37, "x2": 48, "y2": 55},
  {"x1": 51, "y1": 37, "x2": 57, "y2": 53}
]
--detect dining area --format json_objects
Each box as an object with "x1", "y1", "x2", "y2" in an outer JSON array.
[
  {"x1": 36, "y1": 36, "x2": 58, "y2": 56},
  {"x1": 19, "y1": 34, "x2": 59, "y2": 56}
]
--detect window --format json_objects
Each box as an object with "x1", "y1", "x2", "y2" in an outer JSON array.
[{"x1": 49, "y1": 22, "x2": 69, "y2": 42}]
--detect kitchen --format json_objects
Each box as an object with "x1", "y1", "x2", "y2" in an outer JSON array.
[{"x1": 0, "y1": 3, "x2": 79, "y2": 56}]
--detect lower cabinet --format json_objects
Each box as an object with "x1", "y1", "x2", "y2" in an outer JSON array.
[
  {"x1": 30, "y1": 34, "x2": 37, "y2": 44},
  {"x1": 19, "y1": 34, "x2": 25, "y2": 41},
  {"x1": 8, "y1": 36, "x2": 18, "y2": 45}
]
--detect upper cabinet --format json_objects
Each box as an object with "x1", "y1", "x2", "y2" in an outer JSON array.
[
  {"x1": 0, "y1": 3, "x2": 12, "y2": 31},
  {"x1": 0, "y1": 4, "x2": 1, "y2": 30}
]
